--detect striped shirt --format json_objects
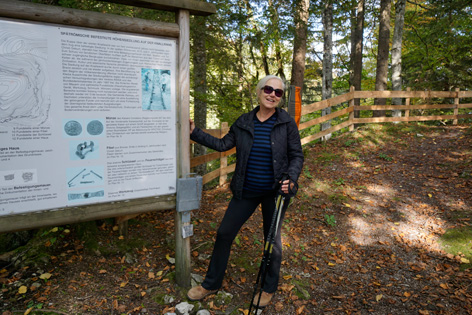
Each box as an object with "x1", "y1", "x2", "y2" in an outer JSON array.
[{"x1": 243, "y1": 113, "x2": 277, "y2": 193}]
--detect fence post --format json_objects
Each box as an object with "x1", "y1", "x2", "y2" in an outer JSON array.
[
  {"x1": 453, "y1": 88, "x2": 460, "y2": 125},
  {"x1": 349, "y1": 86, "x2": 355, "y2": 131},
  {"x1": 219, "y1": 122, "x2": 229, "y2": 186},
  {"x1": 405, "y1": 87, "x2": 411, "y2": 123}
]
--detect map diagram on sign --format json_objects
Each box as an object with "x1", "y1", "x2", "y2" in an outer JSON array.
[{"x1": 0, "y1": 29, "x2": 51, "y2": 127}]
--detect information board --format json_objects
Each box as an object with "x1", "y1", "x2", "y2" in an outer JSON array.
[{"x1": 0, "y1": 19, "x2": 177, "y2": 216}]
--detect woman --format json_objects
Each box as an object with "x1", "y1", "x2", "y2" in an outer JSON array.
[{"x1": 187, "y1": 75, "x2": 304, "y2": 308}]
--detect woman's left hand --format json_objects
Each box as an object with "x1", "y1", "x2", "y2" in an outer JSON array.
[{"x1": 280, "y1": 179, "x2": 294, "y2": 194}]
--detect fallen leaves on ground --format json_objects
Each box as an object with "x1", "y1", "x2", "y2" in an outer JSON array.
[{"x1": 1, "y1": 124, "x2": 472, "y2": 314}]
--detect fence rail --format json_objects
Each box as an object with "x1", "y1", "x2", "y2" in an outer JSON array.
[{"x1": 191, "y1": 88, "x2": 472, "y2": 185}]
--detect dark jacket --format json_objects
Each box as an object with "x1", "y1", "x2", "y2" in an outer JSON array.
[{"x1": 191, "y1": 106, "x2": 304, "y2": 200}]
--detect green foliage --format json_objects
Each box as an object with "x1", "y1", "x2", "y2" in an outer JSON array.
[
  {"x1": 324, "y1": 214, "x2": 336, "y2": 228},
  {"x1": 378, "y1": 152, "x2": 393, "y2": 161},
  {"x1": 333, "y1": 178, "x2": 345, "y2": 186},
  {"x1": 303, "y1": 166, "x2": 314, "y2": 179},
  {"x1": 234, "y1": 235, "x2": 240, "y2": 246},
  {"x1": 328, "y1": 193, "x2": 348, "y2": 204},
  {"x1": 402, "y1": 0, "x2": 472, "y2": 90},
  {"x1": 27, "y1": 300, "x2": 44, "y2": 310},
  {"x1": 344, "y1": 139, "x2": 357, "y2": 147},
  {"x1": 253, "y1": 234, "x2": 262, "y2": 246},
  {"x1": 316, "y1": 152, "x2": 339, "y2": 164}
]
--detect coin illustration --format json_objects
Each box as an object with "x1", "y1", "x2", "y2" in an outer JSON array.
[
  {"x1": 64, "y1": 120, "x2": 82, "y2": 136},
  {"x1": 87, "y1": 120, "x2": 104, "y2": 136}
]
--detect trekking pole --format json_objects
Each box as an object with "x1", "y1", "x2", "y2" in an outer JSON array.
[{"x1": 248, "y1": 176, "x2": 288, "y2": 314}]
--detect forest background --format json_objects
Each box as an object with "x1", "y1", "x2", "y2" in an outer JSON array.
[{"x1": 35, "y1": 0, "x2": 472, "y2": 131}]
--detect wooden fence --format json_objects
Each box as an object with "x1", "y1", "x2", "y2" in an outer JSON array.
[{"x1": 191, "y1": 88, "x2": 472, "y2": 185}]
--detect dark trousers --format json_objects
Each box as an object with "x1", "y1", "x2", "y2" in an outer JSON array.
[{"x1": 201, "y1": 191, "x2": 289, "y2": 293}]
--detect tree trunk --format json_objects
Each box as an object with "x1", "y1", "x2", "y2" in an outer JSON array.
[
  {"x1": 391, "y1": 0, "x2": 406, "y2": 118},
  {"x1": 275, "y1": 44, "x2": 286, "y2": 82},
  {"x1": 290, "y1": 0, "x2": 310, "y2": 93},
  {"x1": 236, "y1": 3, "x2": 245, "y2": 98},
  {"x1": 373, "y1": 0, "x2": 392, "y2": 117},
  {"x1": 351, "y1": 0, "x2": 365, "y2": 119},
  {"x1": 321, "y1": 0, "x2": 333, "y2": 141},
  {"x1": 192, "y1": 15, "x2": 207, "y2": 175},
  {"x1": 260, "y1": 38, "x2": 270, "y2": 76},
  {"x1": 349, "y1": 5, "x2": 356, "y2": 86},
  {"x1": 272, "y1": 6, "x2": 286, "y2": 81}
]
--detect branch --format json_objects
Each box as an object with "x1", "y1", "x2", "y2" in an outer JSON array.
[{"x1": 406, "y1": 0, "x2": 430, "y2": 10}]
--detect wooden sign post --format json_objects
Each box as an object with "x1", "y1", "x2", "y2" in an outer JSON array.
[
  {"x1": 176, "y1": 9, "x2": 192, "y2": 287},
  {"x1": 0, "y1": 0, "x2": 215, "y2": 288}
]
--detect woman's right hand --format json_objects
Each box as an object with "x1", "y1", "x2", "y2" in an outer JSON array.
[{"x1": 189, "y1": 119, "x2": 195, "y2": 135}]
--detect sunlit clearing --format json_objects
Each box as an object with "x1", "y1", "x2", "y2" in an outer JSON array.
[
  {"x1": 349, "y1": 217, "x2": 380, "y2": 246},
  {"x1": 348, "y1": 199, "x2": 446, "y2": 252},
  {"x1": 308, "y1": 179, "x2": 331, "y2": 193},
  {"x1": 346, "y1": 160, "x2": 365, "y2": 168},
  {"x1": 365, "y1": 183, "x2": 396, "y2": 195},
  {"x1": 393, "y1": 203, "x2": 445, "y2": 251}
]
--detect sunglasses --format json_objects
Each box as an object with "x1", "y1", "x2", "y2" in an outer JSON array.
[{"x1": 262, "y1": 85, "x2": 284, "y2": 98}]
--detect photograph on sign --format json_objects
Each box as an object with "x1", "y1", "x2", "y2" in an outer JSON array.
[
  {"x1": 0, "y1": 19, "x2": 177, "y2": 216},
  {"x1": 141, "y1": 68, "x2": 172, "y2": 111}
]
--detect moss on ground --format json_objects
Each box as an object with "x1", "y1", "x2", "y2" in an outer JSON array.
[{"x1": 440, "y1": 226, "x2": 472, "y2": 270}]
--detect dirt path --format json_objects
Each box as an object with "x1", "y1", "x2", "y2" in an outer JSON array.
[{"x1": 1, "y1": 124, "x2": 472, "y2": 315}]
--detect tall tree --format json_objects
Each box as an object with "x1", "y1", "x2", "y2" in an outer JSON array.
[
  {"x1": 373, "y1": 0, "x2": 392, "y2": 117},
  {"x1": 259, "y1": 35, "x2": 270, "y2": 76},
  {"x1": 350, "y1": 0, "x2": 365, "y2": 119},
  {"x1": 290, "y1": 0, "x2": 310, "y2": 92},
  {"x1": 391, "y1": 0, "x2": 406, "y2": 118},
  {"x1": 268, "y1": 0, "x2": 286, "y2": 81},
  {"x1": 192, "y1": 15, "x2": 208, "y2": 175},
  {"x1": 321, "y1": 0, "x2": 333, "y2": 140},
  {"x1": 236, "y1": 2, "x2": 245, "y2": 97},
  {"x1": 205, "y1": 0, "x2": 254, "y2": 122}
]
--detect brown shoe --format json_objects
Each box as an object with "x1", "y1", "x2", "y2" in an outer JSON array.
[
  {"x1": 252, "y1": 291, "x2": 274, "y2": 308},
  {"x1": 187, "y1": 285, "x2": 218, "y2": 301}
]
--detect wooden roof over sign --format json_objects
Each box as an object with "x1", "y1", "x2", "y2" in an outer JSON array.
[{"x1": 100, "y1": 0, "x2": 216, "y2": 16}]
